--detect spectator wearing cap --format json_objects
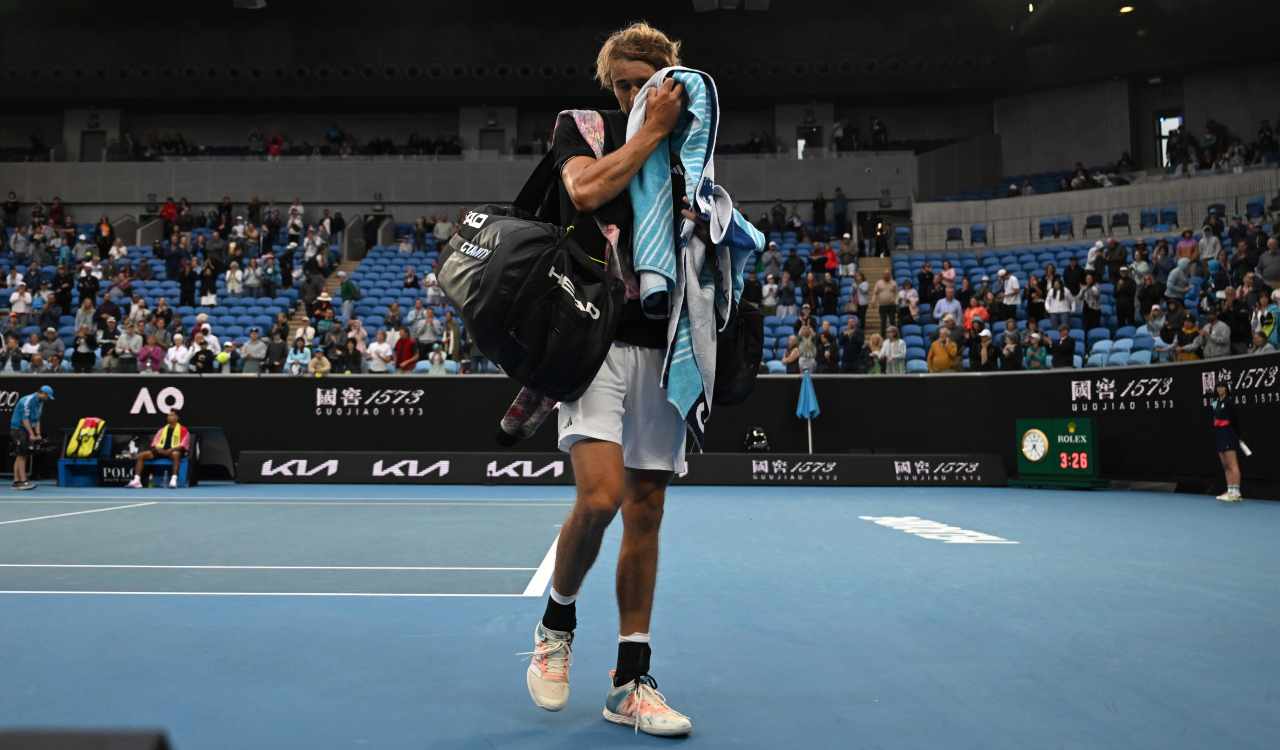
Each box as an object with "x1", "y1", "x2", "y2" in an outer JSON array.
[
  {"x1": 760, "y1": 242, "x2": 781, "y2": 278},
  {"x1": 97, "y1": 316, "x2": 121, "y2": 372},
  {"x1": 1023, "y1": 333, "x2": 1049, "y2": 369},
  {"x1": 996, "y1": 269, "x2": 1021, "y2": 321},
  {"x1": 72, "y1": 233, "x2": 95, "y2": 261},
  {"x1": 37, "y1": 327, "x2": 64, "y2": 363},
  {"x1": 8, "y1": 281, "x2": 32, "y2": 325},
  {"x1": 932, "y1": 285, "x2": 962, "y2": 324},
  {"x1": 240, "y1": 327, "x2": 268, "y2": 373},
  {"x1": 970, "y1": 328, "x2": 998, "y2": 372},
  {"x1": 759, "y1": 273, "x2": 779, "y2": 316},
  {"x1": 1051, "y1": 325, "x2": 1075, "y2": 369},
  {"x1": 337, "y1": 270, "x2": 362, "y2": 321},
  {"x1": 0, "y1": 311, "x2": 21, "y2": 340},
  {"x1": 137, "y1": 334, "x2": 165, "y2": 373},
  {"x1": 1114, "y1": 266, "x2": 1136, "y2": 328},
  {"x1": 926, "y1": 326, "x2": 960, "y2": 373},
  {"x1": 190, "y1": 336, "x2": 217, "y2": 373}
]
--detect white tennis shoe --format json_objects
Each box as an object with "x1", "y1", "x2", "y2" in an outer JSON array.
[
  {"x1": 603, "y1": 672, "x2": 693, "y2": 737},
  {"x1": 126, "y1": 476, "x2": 142, "y2": 489},
  {"x1": 523, "y1": 623, "x2": 573, "y2": 711}
]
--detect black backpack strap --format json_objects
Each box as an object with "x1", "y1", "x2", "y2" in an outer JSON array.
[{"x1": 512, "y1": 149, "x2": 559, "y2": 219}]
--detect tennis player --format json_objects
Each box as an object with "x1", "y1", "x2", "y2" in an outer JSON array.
[
  {"x1": 523, "y1": 22, "x2": 693, "y2": 737},
  {"x1": 1209, "y1": 382, "x2": 1244, "y2": 502}
]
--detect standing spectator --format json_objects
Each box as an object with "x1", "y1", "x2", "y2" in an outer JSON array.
[
  {"x1": 1198, "y1": 227, "x2": 1222, "y2": 275},
  {"x1": 1175, "y1": 229, "x2": 1199, "y2": 262},
  {"x1": 761, "y1": 274, "x2": 779, "y2": 316},
  {"x1": 0, "y1": 334, "x2": 24, "y2": 373},
  {"x1": 932, "y1": 286, "x2": 962, "y2": 323},
  {"x1": 338, "y1": 271, "x2": 361, "y2": 321},
  {"x1": 971, "y1": 329, "x2": 998, "y2": 371},
  {"x1": 837, "y1": 234, "x2": 858, "y2": 277},
  {"x1": 36, "y1": 327, "x2": 65, "y2": 363},
  {"x1": 816, "y1": 327, "x2": 840, "y2": 373},
  {"x1": 177, "y1": 259, "x2": 197, "y2": 307},
  {"x1": 997, "y1": 269, "x2": 1021, "y2": 321},
  {"x1": 880, "y1": 325, "x2": 906, "y2": 374},
  {"x1": 832, "y1": 188, "x2": 848, "y2": 236},
  {"x1": 1000, "y1": 332, "x2": 1023, "y2": 371},
  {"x1": 897, "y1": 280, "x2": 918, "y2": 325},
  {"x1": 241, "y1": 328, "x2": 268, "y2": 373},
  {"x1": 367, "y1": 330, "x2": 394, "y2": 373},
  {"x1": 285, "y1": 337, "x2": 311, "y2": 375},
  {"x1": 861, "y1": 333, "x2": 882, "y2": 374},
  {"x1": 97, "y1": 317, "x2": 120, "y2": 372},
  {"x1": 795, "y1": 323, "x2": 818, "y2": 373},
  {"x1": 1063, "y1": 256, "x2": 1085, "y2": 295},
  {"x1": 775, "y1": 272, "x2": 797, "y2": 319},
  {"x1": 225, "y1": 262, "x2": 244, "y2": 296},
  {"x1": 1165, "y1": 258, "x2": 1192, "y2": 302},
  {"x1": 263, "y1": 331, "x2": 288, "y2": 373},
  {"x1": 1114, "y1": 267, "x2": 1136, "y2": 328},
  {"x1": 811, "y1": 192, "x2": 826, "y2": 228},
  {"x1": 70, "y1": 326, "x2": 97, "y2": 373},
  {"x1": 837, "y1": 317, "x2": 864, "y2": 373},
  {"x1": 1051, "y1": 325, "x2": 1076, "y2": 368},
  {"x1": 872, "y1": 271, "x2": 898, "y2": 335},
  {"x1": 1200, "y1": 310, "x2": 1231, "y2": 359},
  {"x1": 1080, "y1": 273, "x2": 1102, "y2": 331},
  {"x1": 199, "y1": 262, "x2": 218, "y2": 306},
  {"x1": 770, "y1": 199, "x2": 787, "y2": 233},
  {"x1": 1255, "y1": 238, "x2": 1280, "y2": 293},
  {"x1": 759, "y1": 242, "x2": 782, "y2": 278},
  {"x1": 853, "y1": 271, "x2": 869, "y2": 323},
  {"x1": 394, "y1": 325, "x2": 419, "y2": 373},
  {"x1": 1103, "y1": 238, "x2": 1126, "y2": 283},
  {"x1": 137, "y1": 335, "x2": 165, "y2": 373},
  {"x1": 1219, "y1": 288, "x2": 1253, "y2": 354},
  {"x1": 926, "y1": 326, "x2": 960, "y2": 373},
  {"x1": 939, "y1": 260, "x2": 957, "y2": 290},
  {"x1": 780, "y1": 335, "x2": 800, "y2": 373},
  {"x1": 8, "y1": 282, "x2": 32, "y2": 325},
  {"x1": 962, "y1": 297, "x2": 989, "y2": 332},
  {"x1": 165, "y1": 334, "x2": 192, "y2": 372}
]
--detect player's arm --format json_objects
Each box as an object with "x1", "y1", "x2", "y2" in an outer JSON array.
[{"x1": 560, "y1": 80, "x2": 684, "y2": 213}]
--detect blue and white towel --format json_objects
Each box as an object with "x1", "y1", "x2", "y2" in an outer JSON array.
[{"x1": 625, "y1": 66, "x2": 765, "y2": 447}]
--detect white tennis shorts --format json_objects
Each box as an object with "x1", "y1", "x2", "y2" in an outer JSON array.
[{"x1": 557, "y1": 342, "x2": 687, "y2": 473}]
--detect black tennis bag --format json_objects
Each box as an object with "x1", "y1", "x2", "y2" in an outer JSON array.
[
  {"x1": 437, "y1": 152, "x2": 624, "y2": 402},
  {"x1": 713, "y1": 299, "x2": 763, "y2": 405}
]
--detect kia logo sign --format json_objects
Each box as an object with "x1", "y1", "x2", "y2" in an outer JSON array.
[
  {"x1": 131, "y1": 386, "x2": 185, "y2": 415},
  {"x1": 260, "y1": 459, "x2": 340, "y2": 477},
  {"x1": 486, "y1": 460, "x2": 564, "y2": 479},
  {"x1": 371, "y1": 459, "x2": 450, "y2": 478}
]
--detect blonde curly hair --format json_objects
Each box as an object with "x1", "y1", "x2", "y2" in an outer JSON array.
[{"x1": 594, "y1": 21, "x2": 682, "y2": 90}]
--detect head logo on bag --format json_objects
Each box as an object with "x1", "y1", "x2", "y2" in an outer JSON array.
[{"x1": 548, "y1": 266, "x2": 600, "y2": 320}]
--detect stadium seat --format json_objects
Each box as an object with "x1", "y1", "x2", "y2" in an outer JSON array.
[
  {"x1": 1107, "y1": 353, "x2": 1130, "y2": 367},
  {"x1": 1084, "y1": 214, "x2": 1104, "y2": 236},
  {"x1": 906, "y1": 360, "x2": 928, "y2": 373},
  {"x1": 970, "y1": 224, "x2": 988, "y2": 245},
  {"x1": 1160, "y1": 206, "x2": 1178, "y2": 227},
  {"x1": 1086, "y1": 328, "x2": 1111, "y2": 346},
  {"x1": 1132, "y1": 335, "x2": 1154, "y2": 351},
  {"x1": 1246, "y1": 197, "x2": 1265, "y2": 220},
  {"x1": 765, "y1": 360, "x2": 786, "y2": 374},
  {"x1": 1114, "y1": 326, "x2": 1136, "y2": 339},
  {"x1": 1109, "y1": 212, "x2": 1131, "y2": 234},
  {"x1": 906, "y1": 346, "x2": 926, "y2": 361},
  {"x1": 1038, "y1": 219, "x2": 1056, "y2": 239},
  {"x1": 945, "y1": 227, "x2": 963, "y2": 247},
  {"x1": 1140, "y1": 209, "x2": 1158, "y2": 230},
  {"x1": 1056, "y1": 217, "x2": 1074, "y2": 238},
  {"x1": 1111, "y1": 338, "x2": 1133, "y2": 353},
  {"x1": 1127, "y1": 350, "x2": 1153, "y2": 366},
  {"x1": 1086, "y1": 353, "x2": 1106, "y2": 368},
  {"x1": 1091, "y1": 340, "x2": 1112, "y2": 355}
]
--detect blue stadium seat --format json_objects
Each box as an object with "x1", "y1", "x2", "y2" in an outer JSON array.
[
  {"x1": 970, "y1": 224, "x2": 988, "y2": 245},
  {"x1": 1132, "y1": 335, "x2": 1154, "y2": 351},
  {"x1": 945, "y1": 227, "x2": 963, "y2": 247},
  {"x1": 1127, "y1": 350, "x2": 1153, "y2": 366},
  {"x1": 1159, "y1": 206, "x2": 1178, "y2": 227},
  {"x1": 1086, "y1": 328, "x2": 1110, "y2": 346},
  {"x1": 1086, "y1": 353, "x2": 1106, "y2": 368},
  {"x1": 1072, "y1": 355, "x2": 1083, "y2": 369},
  {"x1": 1106, "y1": 352, "x2": 1129, "y2": 367},
  {"x1": 906, "y1": 360, "x2": 928, "y2": 373},
  {"x1": 1091, "y1": 340, "x2": 1112, "y2": 355},
  {"x1": 906, "y1": 346, "x2": 926, "y2": 361},
  {"x1": 766, "y1": 360, "x2": 786, "y2": 374},
  {"x1": 1111, "y1": 338, "x2": 1133, "y2": 353},
  {"x1": 1114, "y1": 326, "x2": 1136, "y2": 339}
]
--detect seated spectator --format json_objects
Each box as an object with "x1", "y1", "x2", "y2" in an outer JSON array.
[
  {"x1": 881, "y1": 325, "x2": 906, "y2": 374},
  {"x1": 308, "y1": 347, "x2": 332, "y2": 376},
  {"x1": 424, "y1": 343, "x2": 448, "y2": 375},
  {"x1": 1051, "y1": 325, "x2": 1075, "y2": 369},
  {"x1": 1174, "y1": 316, "x2": 1203, "y2": 361},
  {"x1": 926, "y1": 327, "x2": 960, "y2": 373},
  {"x1": 126, "y1": 409, "x2": 190, "y2": 489},
  {"x1": 285, "y1": 338, "x2": 311, "y2": 375},
  {"x1": 1201, "y1": 309, "x2": 1231, "y2": 359},
  {"x1": 1081, "y1": 273, "x2": 1102, "y2": 331},
  {"x1": 1250, "y1": 331, "x2": 1276, "y2": 354},
  {"x1": 1022, "y1": 333, "x2": 1048, "y2": 369},
  {"x1": 403, "y1": 265, "x2": 419, "y2": 289},
  {"x1": 21, "y1": 333, "x2": 40, "y2": 359},
  {"x1": 37, "y1": 327, "x2": 65, "y2": 363}
]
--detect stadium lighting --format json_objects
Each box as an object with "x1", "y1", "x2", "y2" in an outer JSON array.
[
  {"x1": 1119, "y1": 5, "x2": 1135, "y2": 13},
  {"x1": 1027, "y1": 2, "x2": 1034, "y2": 12}
]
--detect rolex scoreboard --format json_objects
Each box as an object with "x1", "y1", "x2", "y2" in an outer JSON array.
[{"x1": 1014, "y1": 417, "x2": 1099, "y2": 488}]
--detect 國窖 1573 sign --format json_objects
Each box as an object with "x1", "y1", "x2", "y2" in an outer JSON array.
[{"x1": 1015, "y1": 417, "x2": 1098, "y2": 487}]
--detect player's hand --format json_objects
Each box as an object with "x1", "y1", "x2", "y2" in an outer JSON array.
[{"x1": 643, "y1": 79, "x2": 684, "y2": 138}]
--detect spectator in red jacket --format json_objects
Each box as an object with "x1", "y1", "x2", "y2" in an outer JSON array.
[
  {"x1": 820, "y1": 244, "x2": 839, "y2": 275},
  {"x1": 394, "y1": 325, "x2": 419, "y2": 373}
]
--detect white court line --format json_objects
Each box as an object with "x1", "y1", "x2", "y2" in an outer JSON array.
[
  {"x1": 0, "y1": 590, "x2": 528, "y2": 598},
  {"x1": 0, "y1": 564, "x2": 536, "y2": 572},
  {"x1": 0, "y1": 499, "x2": 571, "y2": 507},
  {"x1": 522, "y1": 533, "x2": 559, "y2": 598},
  {"x1": 0, "y1": 502, "x2": 157, "y2": 527}
]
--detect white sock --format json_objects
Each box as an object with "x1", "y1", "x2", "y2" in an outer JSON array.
[
  {"x1": 619, "y1": 632, "x2": 650, "y2": 644},
  {"x1": 1229, "y1": 484, "x2": 1239, "y2": 493},
  {"x1": 549, "y1": 587, "x2": 577, "y2": 606}
]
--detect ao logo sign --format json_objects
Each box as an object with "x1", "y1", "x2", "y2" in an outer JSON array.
[
  {"x1": 260, "y1": 459, "x2": 340, "y2": 477},
  {"x1": 0, "y1": 391, "x2": 20, "y2": 411},
  {"x1": 463, "y1": 211, "x2": 489, "y2": 229},
  {"x1": 372, "y1": 459, "x2": 450, "y2": 478},
  {"x1": 130, "y1": 387, "x2": 185, "y2": 415},
  {"x1": 486, "y1": 460, "x2": 564, "y2": 479}
]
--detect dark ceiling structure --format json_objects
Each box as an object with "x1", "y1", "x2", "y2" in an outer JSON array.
[{"x1": 0, "y1": 0, "x2": 1276, "y2": 106}]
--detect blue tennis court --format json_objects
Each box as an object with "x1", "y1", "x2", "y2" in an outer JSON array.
[{"x1": 2, "y1": 483, "x2": 1277, "y2": 749}]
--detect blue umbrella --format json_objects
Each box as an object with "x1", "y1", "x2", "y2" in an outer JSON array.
[{"x1": 796, "y1": 369, "x2": 821, "y2": 454}]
